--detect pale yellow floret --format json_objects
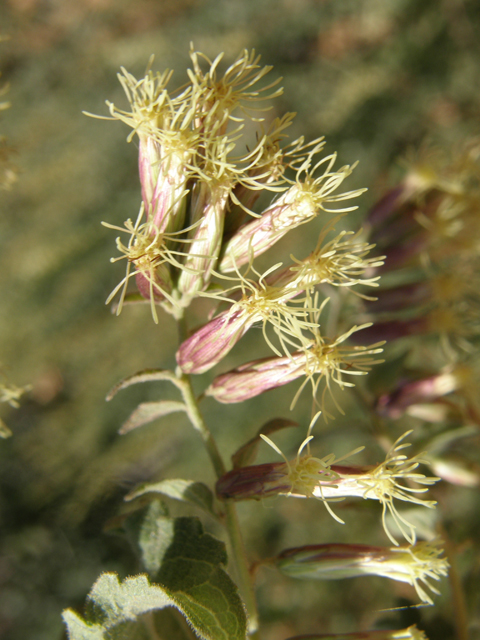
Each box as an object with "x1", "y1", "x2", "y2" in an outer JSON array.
[
  {"x1": 380, "y1": 540, "x2": 449, "y2": 605},
  {"x1": 212, "y1": 260, "x2": 319, "y2": 358},
  {"x1": 287, "y1": 302, "x2": 384, "y2": 415},
  {"x1": 284, "y1": 219, "x2": 385, "y2": 296},
  {"x1": 260, "y1": 414, "x2": 364, "y2": 523},
  {"x1": 187, "y1": 46, "x2": 283, "y2": 132},
  {"x1": 103, "y1": 205, "x2": 202, "y2": 322},
  {"x1": 319, "y1": 431, "x2": 439, "y2": 546}
]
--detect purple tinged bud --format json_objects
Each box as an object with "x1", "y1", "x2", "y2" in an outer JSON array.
[
  {"x1": 178, "y1": 184, "x2": 230, "y2": 299},
  {"x1": 365, "y1": 281, "x2": 431, "y2": 314},
  {"x1": 138, "y1": 137, "x2": 162, "y2": 220},
  {"x1": 220, "y1": 185, "x2": 313, "y2": 272},
  {"x1": 378, "y1": 237, "x2": 427, "y2": 273},
  {"x1": 206, "y1": 353, "x2": 304, "y2": 403},
  {"x1": 351, "y1": 317, "x2": 428, "y2": 344},
  {"x1": 216, "y1": 461, "x2": 291, "y2": 500},
  {"x1": 367, "y1": 184, "x2": 408, "y2": 228},
  {"x1": 176, "y1": 309, "x2": 250, "y2": 374},
  {"x1": 134, "y1": 259, "x2": 173, "y2": 303},
  {"x1": 376, "y1": 372, "x2": 458, "y2": 419},
  {"x1": 138, "y1": 137, "x2": 191, "y2": 236}
]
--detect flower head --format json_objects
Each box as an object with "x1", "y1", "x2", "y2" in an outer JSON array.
[
  {"x1": 275, "y1": 540, "x2": 449, "y2": 606},
  {"x1": 217, "y1": 430, "x2": 437, "y2": 545},
  {"x1": 206, "y1": 319, "x2": 384, "y2": 414},
  {"x1": 177, "y1": 261, "x2": 317, "y2": 374},
  {"x1": 320, "y1": 432, "x2": 439, "y2": 545},
  {"x1": 220, "y1": 154, "x2": 366, "y2": 273}
]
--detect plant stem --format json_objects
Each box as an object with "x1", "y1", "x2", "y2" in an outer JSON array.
[{"x1": 176, "y1": 319, "x2": 261, "y2": 639}]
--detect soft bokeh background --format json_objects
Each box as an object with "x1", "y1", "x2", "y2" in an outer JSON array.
[{"x1": 1, "y1": 1, "x2": 480, "y2": 639}]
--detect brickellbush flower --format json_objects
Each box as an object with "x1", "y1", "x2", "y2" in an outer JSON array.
[
  {"x1": 274, "y1": 540, "x2": 449, "y2": 606},
  {"x1": 220, "y1": 154, "x2": 366, "y2": 273},
  {"x1": 206, "y1": 317, "x2": 384, "y2": 411},
  {"x1": 95, "y1": 47, "x2": 368, "y2": 330},
  {"x1": 363, "y1": 142, "x2": 480, "y2": 356},
  {"x1": 267, "y1": 220, "x2": 384, "y2": 296},
  {"x1": 216, "y1": 431, "x2": 438, "y2": 545},
  {"x1": 84, "y1": 47, "x2": 456, "y2": 640}
]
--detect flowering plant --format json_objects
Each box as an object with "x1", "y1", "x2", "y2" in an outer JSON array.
[{"x1": 62, "y1": 48, "x2": 450, "y2": 640}]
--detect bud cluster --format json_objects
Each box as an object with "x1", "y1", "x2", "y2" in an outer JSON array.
[
  {"x1": 359, "y1": 144, "x2": 480, "y2": 490},
  {"x1": 359, "y1": 143, "x2": 480, "y2": 350}
]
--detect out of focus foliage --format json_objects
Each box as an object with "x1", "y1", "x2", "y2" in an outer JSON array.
[{"x1": 0, "y1": 1, "x2": 480, "y2": 639}]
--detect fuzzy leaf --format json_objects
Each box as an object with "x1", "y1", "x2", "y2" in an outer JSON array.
[
  {"x1": 119, "y1": 401, "x2": 186, "y2": 434},
  {"x1": 106, "y1": 369, "x2": 180, "y2": 401},
  {"x1": 232, "y1": 417, "x2": 298, "y2": 468},
  {"x1": 63, "y1": 573, "x2": 172, "y2": 640},
  {"x1": 120, "y1": 503, "x2": 246, "y2": 640},
  {"x1": 63, "y1": 568, "x2": 246, "y2": 640},
  {"x1": 126, "y1": 479, "x2": 217, "y2": 518}
]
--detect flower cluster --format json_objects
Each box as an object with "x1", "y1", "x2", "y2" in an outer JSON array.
[
  {"x1": 359, "y1": 142, "x2": 480, "y2": 351},
  {"x1": 97, "y1": 47, "x2": 384, "y2": 411},
  {"x1": 359, "y1": 144, "x2": 480, "y2": 491},
  {"x1": 95, "y1": 50, "x2": 449, "y2": 640}
]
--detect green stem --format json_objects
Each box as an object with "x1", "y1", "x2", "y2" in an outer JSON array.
[
  {"x1": 178, "y1": 371, "x2": 226, "y2": 478},
  {"x1": 176, "y1": 318, "x2": 261, "y2": 638}
]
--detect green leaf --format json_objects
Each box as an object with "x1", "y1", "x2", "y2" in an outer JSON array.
[
  {"x1": 126, "y1": 478, "x2": 217, "y2": 519},
  {"x1": 63, "y1": 568, "x2": 246, "y2": 640},
  {"x1": 106, "y1": 369, "x2": 180, "y2": 401},
  {"x1": 120, "y1": 502, "x2": 246, "y2": 640},
  {"x1": 63, "y1": 573, "x2": 172, "y2": 640},
  {"x1": 119, "y1": 401, "x2": 187, "y2": 434},
  {"x1": 154, "y1": 516, "x2": 246, "y2": 640},
  {"x1": 231, "y1": 417, "x2": 298, "y2": 468}
]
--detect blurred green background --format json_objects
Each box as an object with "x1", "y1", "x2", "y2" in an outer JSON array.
[{"x1": 1, "y1": 0, "x2": 480, "y2": 639}]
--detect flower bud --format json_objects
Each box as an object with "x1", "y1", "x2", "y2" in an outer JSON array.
[
  {"x1": 364, "y1": 281, "x2": 431, "y2": 315},
  {"x1": 206, "y1": 325, "x2": 383, "y2": 410},
  {"x1": 366, "y1": 184, "x2": 409, "y2": 228},
  {"x1": 176, "y1": 309, "x2": 249, "y2": 374},
  {"x1": 376, "y1": 371, "x2": 458, "y2": 419},
  {"x1": 275, "y1": 540, "x2": 448, "y2": 605},
  {"x1": 206, "y1": 352, "x2": 305, "y2": 404},
  {"x1": 220, "y1": 158, "x2": 364, "y2": 273},
  {"x1": 134, "y1": 258, "x2": 173, "y2": 303},
  {"x1": 216, "y1": 461, "x2": 293, "y2": 501},
  {"x1": 178, "y1": 183, "x2": 230, "y2": 300}
]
